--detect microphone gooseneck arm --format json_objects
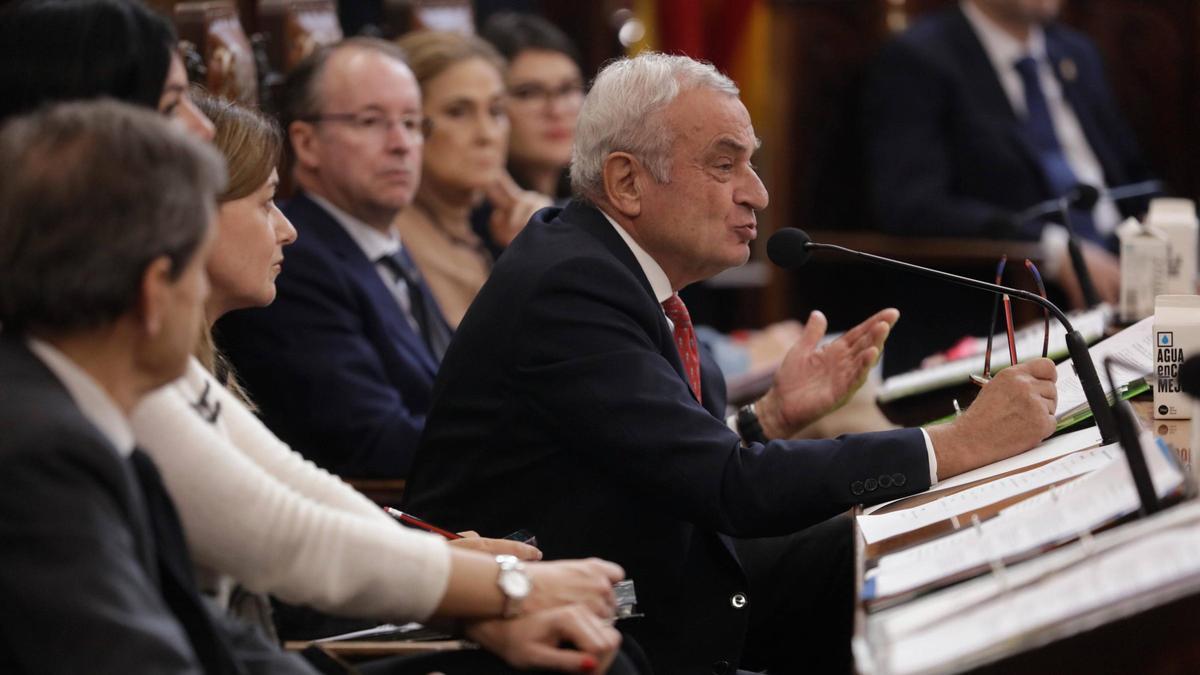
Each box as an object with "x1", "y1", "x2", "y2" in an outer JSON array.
[
  {"x1": 798, "y1": 238, "x2": 1119, "y2": 444},
  {"x1": 1057, "y1": 197, "x2": 1102, "y2": 308}
]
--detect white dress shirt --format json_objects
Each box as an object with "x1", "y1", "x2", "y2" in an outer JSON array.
[
  {"x1": 307, "y1": 193, "x2": 422, "y2": 333},
  {"x1": 961, "y1": 0, "x2": 1120, "y2": 277},
  {"x1": 597, "y1": 208, "x2": 940, "y2": 484}
]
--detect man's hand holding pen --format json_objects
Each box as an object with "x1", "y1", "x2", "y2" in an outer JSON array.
[{"x1": 927, "y1": 358, "x2": 1059, "y2": 480}]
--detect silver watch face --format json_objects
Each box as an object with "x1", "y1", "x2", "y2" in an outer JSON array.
[{"x1": 499, "y1": 567, "x2": 531, "y2": 598}]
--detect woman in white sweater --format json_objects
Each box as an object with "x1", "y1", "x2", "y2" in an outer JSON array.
[{"x1": 131, "y1": 94, "x2": 627, "y2": 673}]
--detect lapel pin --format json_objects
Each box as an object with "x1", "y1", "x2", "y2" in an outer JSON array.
[{"x1": 1059, "y1": 57, "x2": 1078, "y2": 83}]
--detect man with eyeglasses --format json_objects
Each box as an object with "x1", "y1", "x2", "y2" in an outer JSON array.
[{"x1": 218, "y1": 37, "x2": 449, "y2": 481}]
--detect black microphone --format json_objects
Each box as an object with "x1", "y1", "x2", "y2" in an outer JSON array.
[
  {"x1": 1019, "y1": 179, "x2": 1163, "y2": 309},
  {"x1": 1017, "y1": 179, "x2": 1164, "y2": 222},
  {"x1": 1103, "y1": 356, "x2": 1159, "y2": 515},
  {"x1": 767, "y1": 228, "x2": 1119, "y2": 444},
  {"x1": 1179, "y1": 356, "x2": 1200, "y2": 399}
]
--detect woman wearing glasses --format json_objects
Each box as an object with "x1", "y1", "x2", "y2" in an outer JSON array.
[{"x1": 480, "y1": 12, "x2": 585, "y2": 203}]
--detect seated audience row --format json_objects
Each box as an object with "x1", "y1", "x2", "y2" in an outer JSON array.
[{"x1": 0, "y1": 1, "x2": 638, "y2": 673}]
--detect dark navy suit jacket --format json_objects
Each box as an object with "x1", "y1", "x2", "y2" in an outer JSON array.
[
  {"x1": 403, "y1": 201, "x2": 931, "y2": 674},
  {"x1": 217, "y1": 192, "x2": 442, "y2": 479},
  {"x1": 862, "y1": 6, "x2": 1152, "y2": 241}
]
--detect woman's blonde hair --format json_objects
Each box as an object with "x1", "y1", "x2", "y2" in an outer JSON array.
[
  {"x1": 190, "y1": 91, "x2": 283, "y2": 405},
  {"x1": 195, "y1": 91, "x2": 282, "y2": 203},
  {"x1": 395, "y1": 30, "x2": 506, "y2": 88}
]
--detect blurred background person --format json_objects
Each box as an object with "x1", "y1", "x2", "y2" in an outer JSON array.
[
  {"x1": 481, "y1": 11, "x2": 584, "y2": 203},
  {"x1": 0, "y1": 0, "x2": 213, "y2": 138},
  {"x1": 862, "y1": 0, "x2": 1154, "y2": 310},
  {"x1": 393, "y1": 30, "x2": 545, "y2": 328}
]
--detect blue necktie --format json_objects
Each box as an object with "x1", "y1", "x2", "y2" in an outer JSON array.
[
  {"x1": 378, "y1": 249, "x2": 452, "y2": 361},
  {"x1": 1013, "y1": 55, "x2": 1099, "y2": 242}
]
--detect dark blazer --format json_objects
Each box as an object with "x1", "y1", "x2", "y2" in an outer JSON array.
[
  {"x1": 0, "y1": 337, "x2": 313, "y2": 674},
  {"x1": 862, "y1": 6, "x2": 1151, "y2": 241},
  {"x1": 217, "y1": 192, "x2": 442, "y2": 479},
  {"x1": 403, "y1": 201, "x2": 931, "y2": 674}
]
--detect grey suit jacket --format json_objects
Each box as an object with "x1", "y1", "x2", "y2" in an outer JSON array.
[{"x1": 0, "y1": 336, "x2": 313, "y2": 674}]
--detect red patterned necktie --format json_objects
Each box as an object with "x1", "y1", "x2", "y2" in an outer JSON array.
[{"x1": 662, "y1": 294, "x2": 702, "y2": 404}]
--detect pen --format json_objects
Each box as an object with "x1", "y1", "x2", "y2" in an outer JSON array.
[
  {"x1": 1002, "y1": 294, "x2": 1018, "y2": 366},
  {"x1": 384, "y1": 507, "x2": 463, "y2": 540}
]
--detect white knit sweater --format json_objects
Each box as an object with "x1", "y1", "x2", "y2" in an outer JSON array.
[{"x1": 131, "y1": 357, "x2": 450, "y2": 621}]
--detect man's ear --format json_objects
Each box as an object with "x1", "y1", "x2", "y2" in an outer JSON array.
[
  {"x1": 136, "y1": 256, "x2": 174, "y2": 336},
  {"x1": 601, "y1": 152, "x2": 643, "y2": 219},
  {"x1": 289, "y1": 121, "x2": 320, "y2": 172}
]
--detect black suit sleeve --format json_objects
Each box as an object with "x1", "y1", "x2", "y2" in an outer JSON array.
[
  {"x1": 509, "y1": 256, "x2": 930, "y2": 538},
  {"x1": 862, "y1": 40, "x2": 1019, "y2": 238},
  {"x1": 0, "y1": 440, "x2": 203, "y2": 674}
]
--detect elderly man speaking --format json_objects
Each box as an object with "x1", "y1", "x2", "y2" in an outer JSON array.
[{"x1": 403, "y1": 53, "x2": 1058, "y2": 674}]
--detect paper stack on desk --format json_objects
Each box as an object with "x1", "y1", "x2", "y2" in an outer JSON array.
[
  {"x1": 862, "y1": 500, "x2": 1200, "y2": 675},
  {"x1": 862, "y1": 434, "x2": 1183, "y2": 603},
  {"x1": 857, "y1": 428, "x2": 1109, "y2": 544}
]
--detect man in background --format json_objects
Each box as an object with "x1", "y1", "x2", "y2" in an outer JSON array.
[
  {"x1": 863, "y1": 0, "x2": 1153, "y2": 309},
  {"x1": 219, "y1": 39, "x2": 449, "y2": 479}
]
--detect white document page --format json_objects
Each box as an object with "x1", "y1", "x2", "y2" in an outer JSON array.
[
  {"x1": 885, "y1": 515, "x2": 1200, "y2": 675},
  {"x1": 864, "y1": 435, "x2": 1181, "y2": 600},
  {"x1": 872, "y1": 500, "x2": 1200, "y2": 645},
  {"x1": 1054, "y1": 316, "x2": 1153, "y2": 417},
  {"x1": 857, "y1": 444, "x2": 1115, "y2": 544},
  {"x1": 862, "y1": 427, "x2": 1102, "y2": 516}
]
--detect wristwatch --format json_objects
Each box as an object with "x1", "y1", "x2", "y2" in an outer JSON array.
[
  {"x1": 736, "y1": 402, "x2": 769, "y2": 445},
  {"x1": 495, "y1": 554, "x2": 531, "y2": 618}
]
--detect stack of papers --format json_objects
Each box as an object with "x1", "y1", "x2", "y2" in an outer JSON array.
[
  {"x1": 862, "y1": 501, "x2": 1200, "y2": 675},
  {"x1": 862, "y1": 435, "x2": 1183, "y2": 603}
]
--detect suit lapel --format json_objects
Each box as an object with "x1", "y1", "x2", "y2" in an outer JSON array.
[
  {"x1": 1045, "y1": 29, "x2": 1120, "y2": 184},
  {"x1": 0, "y1": 339, "x2": 160, "y2": 574},
  {"x1": 563, "y1": 202, "x2": 697, "y2": 403},
  {"x1": 950, "y1": 7, "x2": 1048, "y2": 188},
  {"x1": 290, "y1": 193, "x2": 439, "y2": 377}
]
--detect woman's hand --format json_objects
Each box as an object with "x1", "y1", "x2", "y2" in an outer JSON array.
[
  {"x1": 450, "y1": 531, "x2": 542, "y2": 560},
  {"x1": 525, "y1": 558, "x2": 624, "y2": 618},
  {"x1": 486, "y1": 171, "x2": 552, "y2": 247},
  {"x1": 465, "y1": 604, "x2": 621, "y2": 673}
]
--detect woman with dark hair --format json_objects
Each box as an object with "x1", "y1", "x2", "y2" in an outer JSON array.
[
  {"x1": 480, "y1": 12, "x2": 584, "y2": 201},
  {"x1": 0, "y1": 0, "x2": 213, "y2": 138}
]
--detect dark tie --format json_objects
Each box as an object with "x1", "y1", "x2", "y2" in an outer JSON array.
[
  {"x1": 128, "y1": 449, "x2": 244, "y2": 675},
  {"x1": 1013, "y1": 55, "x2": 1099, "y2": 241},
  {"x1": 377, "y1": 249, "x2": 453, "y2": 361},
  {"x1": 662, "y1": 294, "x2": 702, "y2": 404}
]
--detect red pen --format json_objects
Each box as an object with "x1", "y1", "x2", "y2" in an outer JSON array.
[
  {"x1": 1002, "y1": 294, "x2": 1018, "y2": 366},
  {"x1": 384, "y1": 507, "x2": 463, "y2": 540}
]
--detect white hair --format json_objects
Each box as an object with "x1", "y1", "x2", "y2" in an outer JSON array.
[{"x1": 569, "y1": 52, "x2": 739, "y2": 203}]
